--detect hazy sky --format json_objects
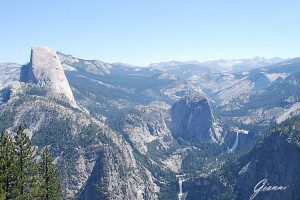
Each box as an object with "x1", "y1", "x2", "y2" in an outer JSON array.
[{"x1": 0, "y1": 0, "x2": 299, "y2": 66}]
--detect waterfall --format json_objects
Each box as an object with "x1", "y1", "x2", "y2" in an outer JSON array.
[
  {"x1": 177, "y1": 175, "x2": 188, "y2": 200},
  {"x1": 232, "y1": 131, "x2": 239, "y2": 150},
  {"x1": 179, "y1": 179, "x2": 183, "y2": 197}
]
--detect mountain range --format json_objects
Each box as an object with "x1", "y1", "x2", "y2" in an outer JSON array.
[{"x1": 0, "y1": 47, "x2": 299, "y2": 200}]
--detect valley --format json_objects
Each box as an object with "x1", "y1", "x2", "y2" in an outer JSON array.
[{"x1": 0, "y1": 47, "x2": 299, "y2": 199}]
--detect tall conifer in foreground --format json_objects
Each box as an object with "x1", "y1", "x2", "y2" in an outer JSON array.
[
  {"x1": 0, "y1": 132, "x2": 17, "y2": 200},
  {"x1": 0, "y1": 126, "x2": 62, "y2": 199},
  {"x1": 38, "y1": 147, "x2": 61, "y2": 200},
  {"x1": 14, "y1": 125, "x2": 37, "y2": 199}
]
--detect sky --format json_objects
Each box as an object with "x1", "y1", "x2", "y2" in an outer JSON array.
[{"x1": 0, "y1": 0, "x2": 300, "y2": 66}]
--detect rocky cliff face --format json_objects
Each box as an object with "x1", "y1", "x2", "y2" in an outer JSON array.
[
  {"x1": 0, "y1": 92, "x2": 159, "y2": 199},
  {"x1": 235, "y1": 125, "x2": 300, "y2": 200},
  {"x1": 79, "y1": 137, "x2": 159, "y2": 200},
  {"x1": 0, "y1": 47, "x2": 160, "y2": 199},
  {"x1": 224, "y1": 129, "x2": 256, "y2": 152},
  {"x1": 170, "y1": 94, "x2": 220, "y2": 143},
  {"x1": 122, "y1": 102, "x2": 173, "y2": 155},
  {"x1": 183, "y1": 117, "x2": 300, "y2": 200},
  {"x1": 20, "y1": 47, "x2": 77, "y2": 107}
]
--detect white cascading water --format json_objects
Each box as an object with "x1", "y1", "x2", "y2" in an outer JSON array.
[
  {"x1": 178, "y1": 179, "x2": 183, "y2": 199},
  {"x1": 177, "y1": 175, "x2": 187, "y2": 200},
  {"x1": 231, "y1": 131, "x2": 239, "y2": 151}
]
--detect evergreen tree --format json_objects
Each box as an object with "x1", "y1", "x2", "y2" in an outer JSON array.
[
  {"x1": 0, "y1": 190, "x2": 4, "y2": 200},
  {"x1": 38, "y1": 147, "x2": 61, "y2": 200},
  {"x1": 14, "y1": 125, "x2": 37, "y2": 200},
  {"x1": 0, "y1": 126, "x2": 62, "y2": 199},
  {"x1": 0, "y1": 132, "x2": 17, "y2": 200}
]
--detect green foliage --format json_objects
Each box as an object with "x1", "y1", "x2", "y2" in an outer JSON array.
[
  {"x1": 181, "y1": 142, "x2": 226, "y2": 175},
  {"x1": 24, "y1": 85, "x2": 47, "y2": 97},
  {"x1": 37, "y1": 147, "x2": 61, "y2": 200},
  {"x1": 80, "y1": 124, "x2": 98, "y2": 144},
  {"x1": 32, "y1": 118, "x2": 72, "y2": 147},
  {"x1": 157, "y1": 183, "x2": 178, "y2": 200},
  {"x1": 0, "y1": 192, "x2": 4, "y2": 200},
  {"x1": 0, "y1": 110, "x2": 16, "y2": 133},
  {"x1": 0, "y1": 126, "x2": 62, "y2": 200},
  {"x1": 273, "y1": 116, "x2": 300, "y2": 145},
  {"x1": 0, "y1": 132, "x2": 17, "y2": 199},
  {"x1": 14, "y1": 125, "x2": 38, "y2": 199}
]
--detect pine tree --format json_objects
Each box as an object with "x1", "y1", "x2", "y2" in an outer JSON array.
[
  {"x1": 0, "y1": 190, "x2": 5, "y2": 200},
  {"x1": 14, "y1": 125, "x2": 37, "y2": 200},
  {"x1": 0, "y1": 132, "x2": 17, "y2": 200},
  {"x1": 38, "y1": 147, "x2": 61, "y2": 200}
]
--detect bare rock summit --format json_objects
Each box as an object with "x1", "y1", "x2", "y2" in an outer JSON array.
[
  {"x1": 170, "y1": 93, "x2": 220, "y2": 143},
  {"x1": 20, "y1": 47, "x2": 77, "y2": 107}
]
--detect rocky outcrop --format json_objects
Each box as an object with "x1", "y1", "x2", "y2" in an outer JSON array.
[
  {"x1": 0, "y1": 86, "x2": 159, "y2": 199},
  {"x1": 170, "y1": 93, "x2": 220, "y2": 143},
  {"x1": 182, "y1": 118, "x2": 300, "y2": 200},
  {"x1": 123, "y1": 103, "x2": 172, "y2": 155},
  {"x1": 20, "y1": 47, "x2": 77, "y2": 107},
  {"x1": 8, "y1": 47, "x2": 161, "y2": 199},
  {"x1": 235, "y1": 128, "x2": 300, "y2": 200},
  {"x1": 224, "y1": 129, "x2": 256, "y2": 152},
  {"x1": 79, "y1": 139, "x2": 159, "y2": 200}
]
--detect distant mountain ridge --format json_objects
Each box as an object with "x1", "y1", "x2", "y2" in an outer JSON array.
[
  {"x1": 148, "y1": 57, "x2": 286, "y2": 73},
  {"x1": 0, "y1": 47, "x2": 299, "y2": 200},
  {"x1": 0, "y1": 62, "x2": 21, "y2": 90}
]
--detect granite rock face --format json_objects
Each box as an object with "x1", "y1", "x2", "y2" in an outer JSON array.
[
  {"x1": 224, "y1": 129, "x2": 256, "y2": 152},
  {"x1": 2, "y1": 47, "x2": 160, "y2": 199},
  {"x1": 236, "y1": 130, "x2": 300, "y2": 200},
  {"x1": 20, "y1": 47, "x2": 77, "y2": 107},
  {"x1": 182, "y1": 118, "x2": 300, "y2": 200},
  {"x1": 79, "y1": 142, "x2": 159, "y2": 200},
  {"x1": 170, "y1": 94, "x2": 219, "y2": 143}
]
